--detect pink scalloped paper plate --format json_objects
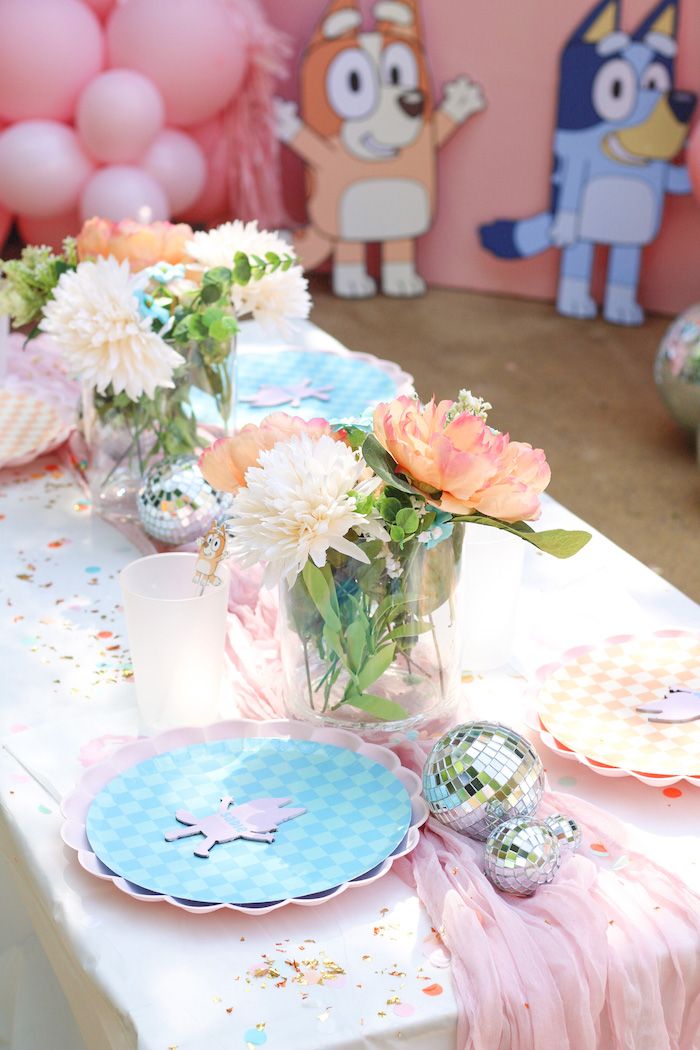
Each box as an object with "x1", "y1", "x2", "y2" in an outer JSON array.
[
  {"x1": 61, "y1": 718, "x2": 428, "y2": 915},
  {"x1": 526, "y1": 630, "x2": 700, "y2": 788}
]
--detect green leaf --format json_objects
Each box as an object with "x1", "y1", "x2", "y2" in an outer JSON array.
[
  {"x1": 396, "y1": 508, "x2": 419, "y2": 533},
  {"x1": 209, "y1": 317, "x2": 238, "y2": 342},
  {"x1": 362, "y1": 434, "x2": 442, "y2": 500},
  {"x1": 200, "y1": 282, "x2": 222, "y2": 304},
  {"x1": 344, "y1": 692, "x2": 408, "y2": 721},
  {"x1": 233, "y1": 251, "x2": 252, "y2": 284},
  {"x1": 390, "y1": 524, "x2": 405, "y2": 544},
  {"x1": 356, "y1": 643, "x2": 396, "y2": 691},
  {"x1": 335, "y1": 424, "x2": 368, "y2": 451},
  {"x1": 345, "y1": 621, "x2": 366, "y2": 673},
  {"x1": 454, "y1": 514, "x2": 591, "y2": 559},
  {"x1": 388, "y1": 621, "x2": 432, "y2": 640},
  {"x1": 203, "y1": 266, "x2": 232, "y2": 285},
  {"x1": 265, "y1": 251, "x2": 281, "y2": 266},
  {"x1": 302, "y1": 562, "x2": 341, "y2": 633},
  {"x1": 380, "y1": 497, "x2": 402, "y2": 522}
]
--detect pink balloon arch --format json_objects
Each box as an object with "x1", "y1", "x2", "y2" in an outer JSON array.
[{"x1": 0, "y1": 0, "x2": 288, "y2": 251}]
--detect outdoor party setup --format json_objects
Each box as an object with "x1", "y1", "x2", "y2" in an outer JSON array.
[{"x1": 1, "y1": 2, "x2": 700, "y2": 1050}]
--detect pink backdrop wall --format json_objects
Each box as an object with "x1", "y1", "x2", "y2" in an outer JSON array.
[{"x1": 263, "y1": 0, "x2": 700, "y2": 316}]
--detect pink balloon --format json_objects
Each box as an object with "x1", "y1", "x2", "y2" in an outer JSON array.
[
  {"x1": 688, "y1": 125, "x2": 700, "y2": 204},
  {"x1": 0, "y1": 122, "x2": 94, "y2": 218},
  {"x1": 140, "y1": 129, "x2": 207, "y2": 216},
  {"x1": 0, "y1": 0, "x2": 104, "y2": 122},
  {"x1": 18, "y1": 209, "x2": 81, "y2": 251},
  {"x1": 107, "y1": 0, "x2": 249, "y2": 127},
  {"x1": 0, "y1": 204, "x2": 12, "y2": 250},
  {"x1": 79, "y1": 0, "x2": 115, "y2": 19},
  {"x1": 186, "y1": 115, "x2": 229, "y2": 224},
  {"x1": 80, "y1": 166, "x2": 169, "y2": 223},
  {"x1": 77, "y1": 69, "x2": 165, "y2": 164}
]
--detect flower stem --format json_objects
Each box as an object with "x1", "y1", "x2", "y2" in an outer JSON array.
[
  {"x1": 302, "y1": 638, "x2": 315, "y2": 711},
  {"x1": 429, "y1": 613, "x2": 446, "y2": 699}
]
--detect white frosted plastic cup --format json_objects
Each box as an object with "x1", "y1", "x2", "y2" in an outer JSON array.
[
  {"x1": 119, "y1": 552, "x2": 229, "y2": 734},
  {"x1": 459, "y1": 524, "x2": 525, "y2": 671}
]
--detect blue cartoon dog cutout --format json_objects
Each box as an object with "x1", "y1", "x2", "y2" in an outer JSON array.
[{"x1": 480, "y1": 0, "x2": 696, "y2": 326}]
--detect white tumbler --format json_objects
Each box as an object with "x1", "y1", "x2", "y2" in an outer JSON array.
[
  {"x1": 120, "y1": 552, "x2": 229, "y2": 734},
  {"x1": 460, "y1": 524, "x2": 525, "y2": 671}
]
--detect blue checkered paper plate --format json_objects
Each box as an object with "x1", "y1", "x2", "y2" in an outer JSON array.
[
  {"x1": 189, "y1": 347, "x2": 412, "y2": 430},
  {"x1": 62, "y1": 721, "x2": 427, "y2": 914}
]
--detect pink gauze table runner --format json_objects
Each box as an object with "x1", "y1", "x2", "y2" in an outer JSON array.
[{"x1": 225, "y1": 563, "x2": 700, "y2": 1050}]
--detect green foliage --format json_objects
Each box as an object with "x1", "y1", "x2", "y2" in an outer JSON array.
[{"x1": 453, "y1": 513, "x2": 591, "y2": 558}]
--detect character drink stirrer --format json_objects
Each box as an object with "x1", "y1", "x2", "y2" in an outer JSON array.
[{"x1": 193, "y1": 519, "x2": 234, "y2": 595}]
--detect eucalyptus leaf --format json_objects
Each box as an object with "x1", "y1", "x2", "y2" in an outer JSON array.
[
  {"x1": 356, "y1": 643, "x2": 396, "y2": 690},
  {"x1": 302, "y1": 562, "x2": 341, "y2": 632},
  {"x1": 345, "y1": 621, "x2": 367, "y2": 673},
  {"x1": 343, "y1": 692, "x2": 408, "y2": 721}
]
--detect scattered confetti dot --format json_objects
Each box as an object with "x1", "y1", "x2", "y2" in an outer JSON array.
[
  {"x1": 73, "y1": 500, "x2": 90, "y2": 512},
  {"x1": 10, "y1": 723, "x2": 27, "y2": 734},
  {"x1": 394, "y1": 1003, "x2": 415, "y2": 1018},
  {"x1": 243, "y1": 1027, "x2": 267, "y2": 1046},
  {"x1": 558, "y1": 776, "x2": 577, "y2": 787},
  {"x1": 590, "y1": 843, "x2": 608, "y2": 854},
  {"x1": 37, "y1": 805, "x2": 52, "y2": 815},
  {"x1": 97, "y1": 630, "x2": 113, "y2": 639},
  {"x1": 85, "y1": 566, "x2": 101, "y2": 574},
  {"x1": 663, "y1": 787, "x2": 683, "y2": 799},
  {"x1": 422, "y1": 984, "x2": 443, "y2": 997},
  {"x1": 612, "y1": 855, "x2": 629, "y2": 871}
]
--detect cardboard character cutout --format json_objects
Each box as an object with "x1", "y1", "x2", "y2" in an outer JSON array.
[
  {"x1": 480, "y1": 0, "x2": 696, "y2": 326},
  {"x1": 277, "y1": 0, "x2": 485, "y2": 299}
]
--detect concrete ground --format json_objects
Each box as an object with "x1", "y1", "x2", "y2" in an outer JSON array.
[{"x1": 310, "y1": 279, "x2": 700, "y2": 603}]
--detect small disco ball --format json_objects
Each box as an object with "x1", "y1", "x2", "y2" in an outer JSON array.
[
  {"x1": 654, "y1": 304, "x2": 700, "y2": 435},
  {"x1": 422, "y1": 722, "x2": 545, "y2": 841},
  {"x1": 484, "y1": 818, "x2": 561, "y2": 897},
  {"x1": 137, "y1": 455, "x2": 230, "y2": 546},
  {"x1": 543, "y1": 813, "x2": 581, "y2": 858}
]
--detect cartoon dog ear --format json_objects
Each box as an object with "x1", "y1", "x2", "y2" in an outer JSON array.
[
  {"x1": 567, "y1": 0, "x2": 620, "y2": 45},
  {"x1": 633, "y1": 0, "x2": 679, "y2": 53},
  {"x1": 309, "y1": 0, "x2": 362, "y2": 47},
  {"x1": 373, "y1": 0, "x2": 422, "y2": 38}
]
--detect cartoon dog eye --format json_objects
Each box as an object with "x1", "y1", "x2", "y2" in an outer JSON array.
[
  {"x1": 381, "y1": 42, "x2": 419, "y2": 90},
  {"x1": 326, "y1": 49, "x2": 378, "y2": 120},
  {"x1": 209, "y1": 537, "x2": 221, "y2": 552},
  {"x1": 592, "y1": 58, "x2": 637, "y2": 122},
  {"x1": 641, "y1": 62, "x2": 671, "y2": 94}
]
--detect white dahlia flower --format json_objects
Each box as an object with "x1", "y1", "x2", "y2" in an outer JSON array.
[
  {"x1": 227, "y1": 433, "x2": 385, "y2": 586},
  {"x1": 40, "y1": 257, "x2": 183, "y2": 401}
]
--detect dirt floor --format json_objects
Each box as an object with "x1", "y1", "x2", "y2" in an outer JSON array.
[{"x1": 309, "y1": 278, "x2": 700, "y2": 603}]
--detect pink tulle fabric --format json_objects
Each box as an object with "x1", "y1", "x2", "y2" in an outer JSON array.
[
  {"x1": 219, "y1": 0, "x2": 290, "y2": 227},
  {"x1": 224, "y1": 562, "x2": 700, "y2": 1050}
]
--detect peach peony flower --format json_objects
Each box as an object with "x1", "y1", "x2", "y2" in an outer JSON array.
[
  {"x1": 373, "y1": 396, "x2": 550, "y2": 522},
  {"x1": 199, "y1": 413, "x2": 338, "y2": 493},
  {"x1": 76, "y1": 218, "x2": 194, "y2": 272}
]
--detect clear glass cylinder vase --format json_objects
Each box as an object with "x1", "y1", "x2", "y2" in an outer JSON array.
[
  {"x1": 80, "y1": 337, "x2": 237, "y2": 524},
  {"x1": 279, "y1": 526, "x2": 464, "y2": 735}
]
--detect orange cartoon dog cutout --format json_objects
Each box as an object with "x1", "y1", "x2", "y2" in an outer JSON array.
[{"x1": 276, "y1": 0, "x2": 486, "y2": 298}]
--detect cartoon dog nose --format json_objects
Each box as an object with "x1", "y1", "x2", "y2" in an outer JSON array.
[
  {"x1": 398, "y1": 90, "x2": 425, "y2": 118},
  {"x1": 669, "y1": 90, "x2": 696, "y2": 124}
]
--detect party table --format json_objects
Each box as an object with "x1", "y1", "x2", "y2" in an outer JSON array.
[{"x1": 2, "y1": 430, "x2": 700, "y2": 1049}]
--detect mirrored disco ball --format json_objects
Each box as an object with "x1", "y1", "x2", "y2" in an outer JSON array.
[
  {"x1": 138, "y1": 455, "x2": 231, "y2": 546},
  {"x1": 484, "y1": 818, "x2": 561, "y2": 897},
  {"x1": 654, "y1": 304, "x2": 700, "y2": 433},
  {"x1": 422, "y1": 722, "x2": 545, "y2": 840},
  {"x1": 543, "y1": 814, "x2": 581, "y2": 859}
]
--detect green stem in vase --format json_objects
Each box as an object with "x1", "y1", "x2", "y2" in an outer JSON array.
[
  {"x1": 302, "y1": 637, "x2": 315, "y2": 711},
  {"x1": 429, "y1": 612, "x2": 446, "y2": 699}
]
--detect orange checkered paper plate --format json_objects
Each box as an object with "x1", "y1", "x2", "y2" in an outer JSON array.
[
  {"x1": 532, "y1": 631, "x2": 700, "y2": 786},
  {"x1": 0, "y1": 389, "x2": 72, "y2": 468}
]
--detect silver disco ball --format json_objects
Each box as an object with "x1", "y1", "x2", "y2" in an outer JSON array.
[
  {"x1": 484, "y1": 818, "x2": 561, "y2": 897},
  {"x1": 422, "y1": 722, "x2": 545, "y2": 841},
  {"x1": 654, "y1": 304, "x2": 700, "y2": 435},
  {"x1": 138, "y1": 455, "x2": 231, "y2": 546},
  {"x1": 543, "y1": 813, "x2": 581, "y2": 858}
]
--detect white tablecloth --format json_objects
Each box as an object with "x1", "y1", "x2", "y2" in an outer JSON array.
[{"x1": 1, "y1": 448, "x2": 699, "y2": 1048}]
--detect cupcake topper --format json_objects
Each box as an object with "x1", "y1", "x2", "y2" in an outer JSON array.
[{"x1": 193, "y1": 518, "x2": 235, "y2": 595}]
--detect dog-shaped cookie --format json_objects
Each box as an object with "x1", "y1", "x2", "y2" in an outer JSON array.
[{"x1": 277, "y1": 0, "x2": 485, "y2": 298}]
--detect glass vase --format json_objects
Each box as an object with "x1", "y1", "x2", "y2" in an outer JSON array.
[
  {"x1": 80, "y1": 337, "x2": 238, "y2": 524},
  {"x1": 279, "y1": 527, "x2": 464, "y2": 735}
]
